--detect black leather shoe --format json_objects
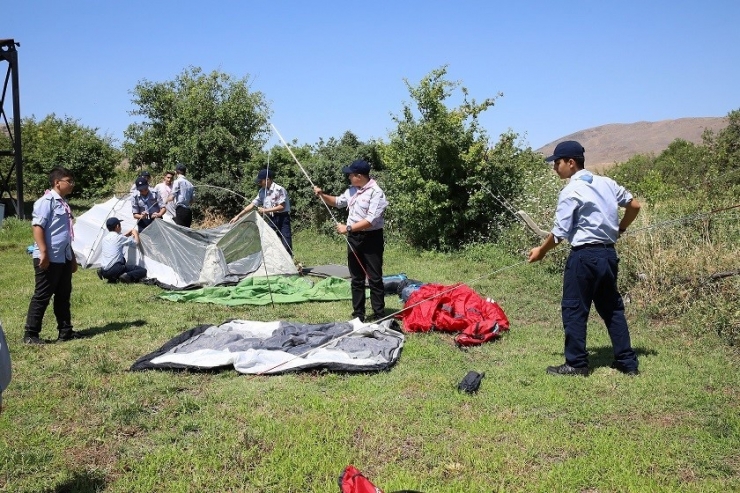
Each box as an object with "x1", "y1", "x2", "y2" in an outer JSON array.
[
  {"x1": 611, "y1": 362, "x2": 639, "y2": 376},
  {"x1": 57, "y1": 330, "x2": 82, "y2": 342},
  {"x1": 97, "y1": 268, "x2": 104, "y2": 280},
  {"x1": 546, "y1": 363, "x2": 589, "y2": 376},
  {"x1": 119, "y1": 273, "x2": 133, "y2": 283},
  {"x1": 23, "y1": 335, "x2": 46, "y2": 345}
]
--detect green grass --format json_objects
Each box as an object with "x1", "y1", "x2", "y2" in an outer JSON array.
[{"x1": 0, "y1": 218, "x2": 738, "y2": 492}]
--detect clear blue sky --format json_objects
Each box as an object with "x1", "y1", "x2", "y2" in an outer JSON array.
[{"x1": 6, "y1": 0, "x2": 739, "y2": 152}]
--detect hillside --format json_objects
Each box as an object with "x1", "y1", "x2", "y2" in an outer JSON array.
[{"x1": 536, "y1": 117, "x2": 727, "y2": 168}]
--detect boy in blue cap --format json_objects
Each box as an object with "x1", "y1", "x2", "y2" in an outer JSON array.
[
  {"x1": 528, "y1": 141, "x2": 641, "y2": 376},
  {"x1": 230, "y1": 169, "x2": 293, "y2": 255},
  {"x1": 132, "y1": 177, "x2": 165, "y2": 232},
  {"x1": 97, "y1": 217, "x2": 147, "y2": 283},
  {"x1": 313, "y1": 160, "x2": 388, "y2": 322}
]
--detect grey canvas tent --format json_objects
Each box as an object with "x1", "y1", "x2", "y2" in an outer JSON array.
[{"x1": 72, "y1": 197, "x2": 297, "y2": 289}]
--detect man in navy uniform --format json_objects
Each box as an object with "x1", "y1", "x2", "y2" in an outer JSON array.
[{"x1": 528, "y1": 141, "x2": 641, "y2": 377}]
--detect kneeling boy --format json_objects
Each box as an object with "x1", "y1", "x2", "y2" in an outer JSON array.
[{"x1": 98, "y1": 217, "x2": 147, "y2": 283}]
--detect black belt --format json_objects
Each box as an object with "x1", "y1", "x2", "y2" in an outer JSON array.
[
  {"x1": 572, "y1": 243, "x2": 615, "y2": 251},
  {"x1": 349, "y1": 228, "x2": 383, "y2": 237}
]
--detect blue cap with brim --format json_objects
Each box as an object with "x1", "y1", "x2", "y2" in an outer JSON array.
[
  {"x1": 254, "y1": 169, "x2": 275, "y2": 183},
  {"x1": 106, "y1": 217, "x2": 122, "y2": 229},
  {"x1": 342, "y1": 160, "x2": 371, "y2": 175},
  {"x1": 545, "y1": 140, "x2": 585, "y2": 162}
]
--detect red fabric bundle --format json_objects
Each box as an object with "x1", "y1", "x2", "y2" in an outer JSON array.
[{"x1": 400, "y1": 284, "x2": 510, "y2": 346}]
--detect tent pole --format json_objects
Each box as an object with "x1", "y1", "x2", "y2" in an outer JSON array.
[{"x1": 260, "y1": 149, "x2": 276, "y2": 308}]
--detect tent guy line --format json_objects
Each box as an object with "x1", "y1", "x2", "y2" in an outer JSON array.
[
  {"x1": 191, "y1": 183, "x2": 250, "y2": 202},
  {"x1": 255, "y1": 258, "x2": 529, "y2": 376}
]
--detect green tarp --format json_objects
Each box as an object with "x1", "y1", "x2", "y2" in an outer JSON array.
[{"x1": 158, "y1": 275, "x2": 353, "y2": 306}]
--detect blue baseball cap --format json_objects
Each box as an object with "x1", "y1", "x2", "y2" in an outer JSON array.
[
  {"x1": 254, "y1": 169, "x2": 275, "y2": 183},
  {"x1": 545, "y1": 141, "x2": 585, "y2": 162},
  {"x1": 106, "y1": 217, "x2": 123, "y2": 230},
  {"x1": 135, "y1": 177, "x2": 149, "y2": 190},
  {"x1": 342, "y1": 160, "x2": 371, "y2": 175}
]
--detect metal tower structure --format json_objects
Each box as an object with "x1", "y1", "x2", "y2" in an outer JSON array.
[{"x1": 0, "y1": 39, "x2": 23, "y2": 219}]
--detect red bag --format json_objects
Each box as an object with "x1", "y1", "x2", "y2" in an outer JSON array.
[{"x1": 339, "y1": 465, "x2": 383, "y2": 493}]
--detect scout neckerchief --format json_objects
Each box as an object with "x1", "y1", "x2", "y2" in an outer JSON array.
[
  {"x1": 45, "y1": 189, "x2": 75, "y2": 241},
  {"x1": 348, "y1": 179, "x2": 377, "y2": 209}
]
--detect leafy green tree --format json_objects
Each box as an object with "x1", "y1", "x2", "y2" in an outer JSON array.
[
  {"x1": 123, "y1": 66, "x2": 271, "y2": 214},
  {"x1": 20, "y1": 114, "x2": 120, "y2": 200},
  {"x1": 703, "y1": 108, "x2": 740, "y2": 184},
  {"x1": 610, "y1": 140, "x2": 704, "y2": 201},
  {"x1": 303, "y1": 132, "x2": 384, "y2": 232},
  {"x1": 382, "y1": 66, "x2": 537, "y2": 250}
]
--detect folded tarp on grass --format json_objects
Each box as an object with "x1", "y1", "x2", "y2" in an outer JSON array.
[
  {"x1": 130, "y1": 318, "x2": 404, "y2": 374},
  {"x1": 158, "y1": 275, "x2": 352, "y2": 305}
]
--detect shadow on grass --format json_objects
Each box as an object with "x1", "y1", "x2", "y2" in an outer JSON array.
[
  {"x1": 79, "y1": 319, "x2": 148, "y2": 338},
  {"x1": 44, "y1": 469, "x2": 107, "y2": 493},
  {"x1": 590, "y1": 345, "x2": 658, "y2": 369}
]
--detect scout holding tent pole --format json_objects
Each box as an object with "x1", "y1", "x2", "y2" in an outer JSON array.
[
  {"x1": 528, "y1": 141, "x2": 641, "y2": 377},
  {"x1": 271, "y1": 123, "x2": 388, "y2": 323}
]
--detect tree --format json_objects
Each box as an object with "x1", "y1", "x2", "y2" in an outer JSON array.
[
  {"x1": 382, "y1": 66, "x2": 536, "y2": 250},
  {"x1": 123, "y1": 66, "x2": 271, "y2": 214},
  {"x1": 704, "y1": 108, "x2": 740, "y2": 181},
  {"x1": 303, "y1": 132, "x2": 384, "y2": 232},
  {"x1": 20, "y1": 114, "x2": 120, "y2": 200}
]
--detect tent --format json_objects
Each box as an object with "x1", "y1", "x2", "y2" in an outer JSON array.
[
  {"x1": 72, "y1": 196, "x2": 297, "y2": 289},
  {"x1": 131, "y1": 318, "x2": 404, "y2": 374},
  {"x1": 72, "y1": 195, "x2": 140, "y2": 268}
]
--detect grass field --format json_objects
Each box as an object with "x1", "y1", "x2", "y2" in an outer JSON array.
[{"x1": 0, "y1": 218, "x2": 738, "y2": 492}]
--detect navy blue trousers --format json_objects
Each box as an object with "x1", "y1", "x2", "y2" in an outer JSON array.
[
  {"x1": 174, "y1": 206, "x2": 193, "y2": 228},
  {"x1": 265, "y1": 213, "x2": 293, "y2": 256},
  {"x1": 561, "y1": 245, "x2": 638, "y2": 371},
  {"x1": 101, "y1": 261, "x2": 147, "y2": 282}
]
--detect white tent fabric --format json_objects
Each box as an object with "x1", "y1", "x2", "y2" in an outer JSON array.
[
  {"x1": 72, "y1": 195, "x2": 297, "y2": 288},
  {"x1": 73, "y1": 195, "x2": 139, "y2": 268}
]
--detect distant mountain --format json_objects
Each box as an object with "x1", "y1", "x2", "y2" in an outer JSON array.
[{"x1": 536, "y1": 117, "x2": 728, "y2": 169}]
